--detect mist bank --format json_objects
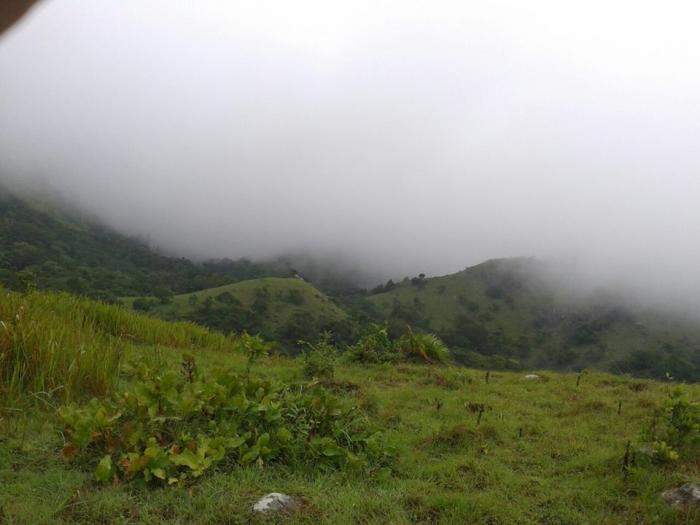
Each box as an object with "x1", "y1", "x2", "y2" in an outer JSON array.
[{"x1": 2, "y1": 1, "x2": 700, "y2": 314}]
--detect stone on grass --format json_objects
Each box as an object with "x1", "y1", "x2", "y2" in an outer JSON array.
[
  {"x1": 662, "y1": 484, "x2": 700, "y2": 508},
  {"x1": 252, "y1": 493, "x2": 295, "y2": 514},
  {"x1": 524, "y1": 374, "x2": 541, "y2": 380}
]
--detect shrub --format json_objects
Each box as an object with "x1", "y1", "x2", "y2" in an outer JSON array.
[
  {"x1": 284, "y1": 289, "x2": 305, "y2": 305},
  {"x1": 234, "y1": 331, "x2": 272, "y2": 378},
  {"x1": 302, "y1": 332, "x2": 337, "y2": 380},
  {"x1": 645, "y1": 388, "x2": 700, "y2": 462},
  {"x1": 346, "y1": 323, "x2": 398, "y2": 364},
  {"x1": 133, "y1": 297, "x2": 156, "y2": 311}
]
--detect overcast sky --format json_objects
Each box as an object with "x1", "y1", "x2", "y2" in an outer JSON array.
[{"x1": 2, "y1": 1, "x2": 700, "y2": 298}]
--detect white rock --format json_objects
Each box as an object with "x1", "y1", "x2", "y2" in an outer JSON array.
[
  {"x1": 524, "y1": 374, "x2": 540, "y2": 380},
  {"x1": 662, "y1": 484, "x2": 700, "y2": 508},
  {"x1": 252, "y1": 493, "x2": 295, "y2": 513}
]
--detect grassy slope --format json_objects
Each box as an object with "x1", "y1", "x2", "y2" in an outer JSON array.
[
  {"x1": 2, "y1": 345, "x2": 699, "y2": 524},
  {"x1": 1, "y1": 292, "x2": 698, "y2": 523},
  {"x1": 368, "y1": 259, "x2": 700, "y2": 372},
  {"x1": 124, "y1": 277, "x2": 348, "y2": 331},
  {"x1": 0, "y1": 287, "x2": 229, "y2": 403}
]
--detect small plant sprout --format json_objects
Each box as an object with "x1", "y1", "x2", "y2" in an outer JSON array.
[
  {"x1": 476, "y1": 406, "x2": 485, "y2": 426},
  {"x1": 434, "y1": 398, "x2": 444, "y2": 414},
  {"x1": 181, "y1": 353, "x2": 197, "y2": 383},
  {"x1": 622, "y1": 440, "x2": 635, "y2": 480}
]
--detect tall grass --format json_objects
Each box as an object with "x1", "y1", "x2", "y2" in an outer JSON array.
[{"x1": 0, "y1": 288, "x2": 230, "y2": 405}]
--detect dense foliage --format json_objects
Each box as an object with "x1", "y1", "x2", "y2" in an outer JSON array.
[
  {"x1": 346, "y1": 323, "x2": 450, "y2": 365},
  {"x1": 60, "y1": 357, "x2": 390, "y2": 485}
]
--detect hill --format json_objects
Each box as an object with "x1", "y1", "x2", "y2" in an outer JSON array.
[
  {"x1": 367, "y1": 258, "x2": 700, "y2": 380},
  {"x1": 0, "y1": 190, "x2": 375, "y2": 299},
  {"x1": 0, "y1": 190, "x2": 290, "y2": 301},
  {"x1": 1, "y1": 288, "x2": 699, "y2": 524},
  {"x1": 123, "y1": 276, "x2": 353, "y2": 348}
]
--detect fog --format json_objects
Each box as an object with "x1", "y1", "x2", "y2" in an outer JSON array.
[{"x1": 2, "y1": 1, "x2": 700, "y2": 302}]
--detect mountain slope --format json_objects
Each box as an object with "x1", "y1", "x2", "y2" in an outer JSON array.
[
  {"x1": 367, "y1": 258, "x2": 700, "y2": 380},
  {"x1": 0, "y1": 190, "x2": 287, "y2": 300}
]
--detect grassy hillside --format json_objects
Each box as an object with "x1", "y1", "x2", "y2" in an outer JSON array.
[
  {"x1": 1, "y1": 291, "x2": 699, "y2": 523},
  {"x1": 367, "y1": 258, "x2": 700, "y2": 380},
  {"x1": 124, "y1": 277, "x2": 353, "y2": 348},
  {"x1": 0, "y1": 286, "x2": 230, "y2": 404}
]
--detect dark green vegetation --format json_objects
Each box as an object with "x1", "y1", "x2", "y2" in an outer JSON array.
[
  {"x1": 1, "y1": 289, "x2": 699, "y2": 524},
  {"x1": 60, "y1": 360, "x2": 389, "y2": 486},
  {"x1": 123, "y1": 277, "x2": 354, "y2": 349},
  {"x1": 0, "y1": 191, "x2": 293, "y2": 302},
  {"x1": 366, "y1": 258, "x2": 700, "y2": 381}
]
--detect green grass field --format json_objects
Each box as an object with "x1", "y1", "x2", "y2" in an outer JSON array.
[{"x1": 1, "y1": 289, "x2": 699, "y2": 524}]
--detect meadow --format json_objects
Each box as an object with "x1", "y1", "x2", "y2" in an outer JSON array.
[{"x1": 1, "y1": 288, "x2": 699, "y2": 524}]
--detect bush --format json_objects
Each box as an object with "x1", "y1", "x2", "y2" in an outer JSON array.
[
  {"x1": 346, "y1": 325, "x2": 450, "y2": 366},
  {"x1": 284, "y1": 289, "x2": 305, "y2": 305},
  {"x1": 59, "y1": 356, "x2": 390, "y2": 485},
  {"x1": 346, "y1": 323, "x2": 398, "y2": 364},
  {"x1": 302, "y1": 332, "x2": 337, "y2": 380},
  {"x1": 644, "y1": 388, "x2": 700, "y2": 462},
  {"x1": 133, "y1": 297, "x2": 156, "y2": 311},
  {"x1": 234, "y1": 331, "x2": 272, "y2": 378}
]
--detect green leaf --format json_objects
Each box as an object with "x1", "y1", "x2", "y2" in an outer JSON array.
[
  {"x1": 241, "y1": 446, "x2": 260, "y2": 464},
  {"x1": 228, "y1": 435, "x2": 247, "y2": 449},
  {"x1": 95, "y1": 455, "x2": 113, "y2": 482},
  {"x1": 170, "y1": 449, "x2": 201, "y2": 471},
  {"x1": 276, "y1": 427, "x2": 292, "y2": 444}
]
